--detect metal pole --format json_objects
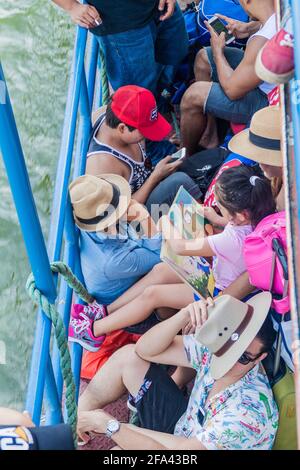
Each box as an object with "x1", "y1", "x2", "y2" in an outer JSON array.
[
  {"x1": 289, "y1": 0, "x2": 300, "y2": 448},
  {"x1": 0, "y1": 63, "x2": 58, "y2": 424}
]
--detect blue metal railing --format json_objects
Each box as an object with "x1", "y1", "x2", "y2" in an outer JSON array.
[
  {"x1": 283, "y1": 0, "x2": 300, "y2": 448},
  {"x1": 24, "y1": 24, "x2": 100, "y2": 425},
  {"x1": 0, "y1": 2, "x2": 103, "y2": 428}
]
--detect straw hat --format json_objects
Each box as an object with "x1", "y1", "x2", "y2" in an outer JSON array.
[
  {"x1": 228, "y1": 106, "x2": 282, "y2": 167},
  {"x1": 196, "y1": 292, "x2": 272, "y2": 380},
  {"x1": 69, "y1": 174, "x2": 131, "y2": 232}
]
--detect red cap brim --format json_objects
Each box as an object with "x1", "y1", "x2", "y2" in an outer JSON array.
[{"x1": 138, "y1": 113, "x2": 172, "y2": 141}]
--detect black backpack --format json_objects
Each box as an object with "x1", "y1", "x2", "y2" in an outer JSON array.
[{"x1": 180, "y1": 147, "x2": 229, "y2": 199}]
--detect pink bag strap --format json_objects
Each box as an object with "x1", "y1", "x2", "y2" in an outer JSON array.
[{"x1": 272, "y1": 296, "x2": 290, "y2": 315}]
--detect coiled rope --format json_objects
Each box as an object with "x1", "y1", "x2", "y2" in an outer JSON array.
[{"x1": 26, "y1": 261, "x2": 94, "y2": 445}]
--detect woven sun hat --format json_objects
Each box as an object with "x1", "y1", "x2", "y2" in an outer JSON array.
[
  {"x1": 196, "y1": 292, "x2": 272, "y2": 380},
  {"x1": 69, "y1": 174, "x2": 131, "y2": 232},
  {"x1": 228, "y1": 106, "x2": 282, "y2": 167}
]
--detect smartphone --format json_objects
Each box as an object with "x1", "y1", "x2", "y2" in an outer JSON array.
[
  {"x1": 170, "y1": 147, "x2": 186, "y2": 163},
  {"x1": 208, "y1": 16, "x2": 235, "y2": 45}
]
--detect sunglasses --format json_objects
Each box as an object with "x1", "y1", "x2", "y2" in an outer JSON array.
[{"x1": 238, "y1": 351, "x2": 263, "y2": 365}]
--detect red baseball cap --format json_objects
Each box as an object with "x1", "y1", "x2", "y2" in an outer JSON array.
[{"x1": 111, "y1": 85, "x2": 172, "y2": 141}]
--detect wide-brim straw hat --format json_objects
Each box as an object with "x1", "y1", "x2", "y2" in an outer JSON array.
[
  {"x1": 196, "y1": 292, "x2": 272, "y2": 380},
  {"x1": 228, "y1": 106, "x2": 282, "y2": 167},
  {"x1": 69, "y1": 174, "x2": 131, "y2": 232}
]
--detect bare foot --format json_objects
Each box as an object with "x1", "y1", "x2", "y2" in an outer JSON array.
[{"x1": 199, "y1": 114, "x2": 219, "y2": 149}]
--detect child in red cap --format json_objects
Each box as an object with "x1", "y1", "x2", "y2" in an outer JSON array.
[{"x1": 86, "y1": 85, "x2": 201, "y2": 213}]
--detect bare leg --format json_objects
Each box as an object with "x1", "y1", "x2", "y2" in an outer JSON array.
[
  {"x1": 194, "y1": 49, "x2": 219, "y2": 149},
  {"x1": 180, "y1": 81, "x2": 213, "y2": 156},
  {"x1": 194, "y1": 48, "x2": 212, "y2": 82},
  {"x1": 79, "y1": 345, "x2": 189, "y2": 450},
  {"x1": 108, "y1": 263, "x2": 182, "y2": 314},
  {"x1": 172, "y1": 367, "x2": 196, "y2": 389},
  {"x1": 94, "y1": 283, "x2": 194, "y2": 337},
  {"x1": 79, "y1": 344, "x2": 150, "y2": 412}
]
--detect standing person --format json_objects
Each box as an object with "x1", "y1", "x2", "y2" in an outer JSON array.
[
  {"x1": 51, "y1": 1, "x2": 188, "y2": 97},
  {"x1": 181, "y1": 0, "x2": 277, "y2": 155}
]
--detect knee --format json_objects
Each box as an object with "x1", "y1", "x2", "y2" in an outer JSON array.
[
  {"x1": 167, "y1": 171, "x2": 194, "y2": 188},
  {"x1": 110, "y1": 344, "x2": 137, "y2": 369},
  {"x1": 181, "y1": 82, "x2": 206, "y2": 113},
  {"x1": 194, "y1": 48, "x2": 211, "y2": 80},
  {"x1": 150, "y1": 262, "x2": 171, "y2": 283},
  {"x1": 142, "y1": 285, "x2": 160, "y2": 303}
]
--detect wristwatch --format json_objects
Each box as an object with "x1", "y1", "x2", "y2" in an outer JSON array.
[{"x1": 105, "y1": 419, "x2": 120, "y2": 439}]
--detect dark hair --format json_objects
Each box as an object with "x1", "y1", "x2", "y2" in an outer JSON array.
[
  {"x1": 105, "y1": 99, "x2": 136, "y2": 132},
  {"x1": 255, "y1": 313, "x2": 276, "y2": 354},
  {"x1": 215, "y1": 165, "x2": 276, "y2": 227}
]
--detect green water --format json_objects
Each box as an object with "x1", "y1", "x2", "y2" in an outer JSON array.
[{"x1": 0, "y1": 1, "x2": 74, "y2": 409}]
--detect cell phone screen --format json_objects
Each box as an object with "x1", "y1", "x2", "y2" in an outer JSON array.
[{"x1": 209, "y1": 18, "x2": 233, "y2": 42}]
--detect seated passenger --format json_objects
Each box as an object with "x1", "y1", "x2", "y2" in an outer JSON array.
[
  {"x1": 86, "y1": 85, "x2": 201, "y2": 214},
  {"x1": 69, "y1": 165, "x2": 276, "y2": 352},
  {"x1": 68, "y1": 174, "x2": 162, "y2": 351},
  {"x1": 77, "y1": 293, "x2": 278, "y2": 450},
  {"x1": 229, "y1": 105, "x2": 284, "y2": 211},
  {"x1": 181, "y1": 0, "x2": 277, "y2": 155}
]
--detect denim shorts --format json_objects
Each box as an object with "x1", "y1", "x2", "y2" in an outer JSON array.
[
  {"x1": 96, "y1": 3, "x2": 188, "y2": 95},
  {"x1": 204, "y1": 47, "x2": 269, "y2": 124}
]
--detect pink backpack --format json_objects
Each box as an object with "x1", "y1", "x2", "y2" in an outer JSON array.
[{"x1": 244, "y1": 212, "x2": 289, "y2": 314}]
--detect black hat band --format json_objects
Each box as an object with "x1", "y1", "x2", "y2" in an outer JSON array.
[
  {"x1": 76, "y1": 182, "x2": 121, "y2": 226},
  {"x1": 249, "y1": 130, "x2": 281, "y2": 151}
]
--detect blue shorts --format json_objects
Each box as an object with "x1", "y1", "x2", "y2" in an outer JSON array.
[
  {"x1": 204, "y1": 47, "x2": 269, "y2": 124},
  {"x1": 96, "y1": 3, "x2": 188, "y2": 95}
]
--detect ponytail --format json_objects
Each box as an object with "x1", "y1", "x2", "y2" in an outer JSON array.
[{"x1": 215, "y1": 165, "x2": 276, "y2": 228}]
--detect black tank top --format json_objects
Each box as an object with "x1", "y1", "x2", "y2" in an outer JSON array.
[{"x1": 87, "y1": 113, "x2": 153, "y2": 193}]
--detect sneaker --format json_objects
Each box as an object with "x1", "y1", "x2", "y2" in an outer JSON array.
[
  {"x1": 71, "y1": 302, "x2": 108, "y2": 322},
  {"x1": 68, "y1": 312, "x2": 106, "y2": 352},
  {"x1": 256, "y1": 29, "x2": 294, "y2": 84}
]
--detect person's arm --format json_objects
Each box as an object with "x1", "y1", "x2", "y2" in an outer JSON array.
[
  {"x1": 52, "y1": 1, "x2": 101, "y2": 29},
  {"x1": 205, "y1": 22, "x2": 267, "y2": 100},
  {"x1": 127, "y1": 200, "x2": 158, "y2": 238},
  {"x1": 215, "y1": 14, "x2": 261, "y2": 39},
  {"x1": 135, "y1": 307, "x2": 195, "y2": 367},
  {"x1": 85, "y1": 153, "x2": 128, "y2": 178},
  {"x1": 222, "y1": 271, "x2": 255, "y2": 299},
  {"x1": 197, "y1": 205, "x2": 227, "y2": 227},
  {"x1": 158, "y1": 0, "x2": 176, "y2": 22},
  {"x1": 160, "y1": 215, "x2": 215, "y2": 257},
  {"x1": 77, "y1": 410, "x2": 207, "y2": 450},
  {"x1": 132, "y1": 156, "x2": 183, "y2": 205}
]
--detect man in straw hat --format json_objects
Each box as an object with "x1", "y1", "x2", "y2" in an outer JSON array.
[
  {"x1": 68, "y1": 174, "x2": 163, "y2": 350},
  {"x1": 228, "y1": 105, "x2": 284, "y2": 211},
  {"x1": 77, "y1": 293, "x2": 278, "y2": 450}
]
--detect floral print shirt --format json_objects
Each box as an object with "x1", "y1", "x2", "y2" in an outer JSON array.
[{"x1": 174, "y1": 335, "x2": 279, "y2": 450}]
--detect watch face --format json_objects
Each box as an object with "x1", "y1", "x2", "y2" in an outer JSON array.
[{"x1": 108, "y1": 420, "x2": 120, "y2": 433}]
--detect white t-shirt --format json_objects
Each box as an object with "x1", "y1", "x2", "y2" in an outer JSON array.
[{"x1": 248, "y1": 13, "x2": 277, "y2": 95}]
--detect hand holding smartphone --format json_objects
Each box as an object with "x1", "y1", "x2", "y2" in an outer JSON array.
[
  {"x1": 170, "y1": 147, "x2": 187, "y2": 163},
  {"x1": 207, "y1": 16, "x2": 235, "y2": 45}
]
